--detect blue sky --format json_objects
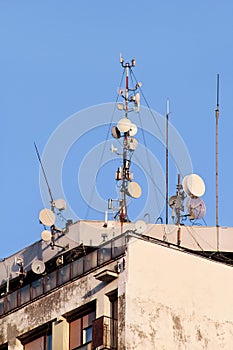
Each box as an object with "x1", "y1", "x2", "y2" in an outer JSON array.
[{"x1": 0, "y1": 1, "x2": 232, "y2": 258}]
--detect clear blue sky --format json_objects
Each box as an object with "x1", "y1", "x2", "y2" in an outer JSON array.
[{"x1": 0, "y1": 1, "x2": 232, "y2": 258}]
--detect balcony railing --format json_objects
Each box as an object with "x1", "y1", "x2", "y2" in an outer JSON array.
[
  {"x1": 0, "y1": 235, "x2": 126, "y2": 317},
  {"x1": 92, "y1": 316, "x2": 117, "y2": 350}
]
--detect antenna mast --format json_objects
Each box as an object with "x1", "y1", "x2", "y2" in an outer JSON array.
[
  {"x1": 215, "y1": 74, "x2": 220, "y2": 251},
  {"x1": 165, "y1": 99, "x2": 170, "y2": 224},
  {"x1": 109, "y1": 54, "x2": 142, "y2": 224},
  {"x1": 119, "y1": 55, "x2": 136, "y2": 222}
]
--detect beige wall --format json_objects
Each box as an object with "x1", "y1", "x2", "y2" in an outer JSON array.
[{"x1": 124, "y1": 237, "x2": 233, "y2": 349}]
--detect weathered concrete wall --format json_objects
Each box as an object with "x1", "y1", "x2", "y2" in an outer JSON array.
[
  {"x1": 125, "y1": 237, "x2": 233, "y2": 349},
  {"x1": 0, "y1": 259, "x2": 120, "y2": 348}
]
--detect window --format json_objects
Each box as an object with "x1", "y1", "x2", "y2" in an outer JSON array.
[
  {"x1": 68, "y1": 303, "x2": 96, "y2": 350},
  {"x1": 19, "y1": 324, "x2": 52, "y2": 350}
]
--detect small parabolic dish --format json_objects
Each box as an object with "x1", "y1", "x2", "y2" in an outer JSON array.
[
  {"x1": 31, "y1": 260, "x2": 46, "y2": 274},
  {"x1": 111, "y1": 126, "x2": 121, "y2": 139},
  {"x1": 128, "y1": 123, "x2": 138, "y2": 136},
  {"x1": 135, "y1": 220, "x2": 147, "y2": 234},
  {"x1": 182, "y1": 174, "x2": 205, "y2": 197},
  {"x1": 117, "y1": 117, "x2": 132, "y2": 133},
  {"x1": 127, "y1": 181, "x2": 142, "y2": 199},
  {"x1": 126, "y1": 137, "x2": 138, "y2": 151},
  {"x1": 54, "y1": 198, "x2": 66, "y2": 211},
  {"x1": 41, "y1": 229, "x2": 51, "y2": 242},
  {"x1": 169, "y1": 195, "x2": 177, "y2": 208},
  {"x1": 186, "y1": 197, "x2": 206, "y2": 220},
  {"x1": 39, "y1": 208, "x2": 56, "y2": 227}
]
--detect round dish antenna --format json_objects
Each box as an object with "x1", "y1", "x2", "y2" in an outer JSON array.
[
  {"x1": 135, "y1": 220, "x2": 147, "y2": 234},
  {"x1": 111, "y1": 126, "x2": 121, "y2": 139},
  {"x1": 41, "y1": 229, "x2": 51, "y2": 242},
  {"x1": 31, "y1": 260, "x2": 46, "y2": 275},
  {"x1": 127, "y1": 181, "x2": 142, "y2": 198},
  {"x1": 186, "y1": 197, "x2": 206, "y2": 220},
  {"x1": 39, "y1": 208, "x2": 56, "y2": 227},
  {"x1": 169, "y1": 195, "x2": 177, "y2": 208},
  {"x1": 126, "y1": 137, "x2": 138, "y2": 151},
  {"x1": 128, "y1": 123, "x2": 138, "y2": 136},
  {"x1": 54, "y1": 198, "x2": 66, "y2": 211},
  {"x1": 117, "y1": 118, "x2": 132, "y2": 133},
  {"x1": 182, "y1": 174, "x2": 205, "y2": 197}
]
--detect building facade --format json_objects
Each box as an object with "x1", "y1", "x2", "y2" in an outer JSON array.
[{"x1": 1, "y1": 222, "x2": 233, "y2": 349}]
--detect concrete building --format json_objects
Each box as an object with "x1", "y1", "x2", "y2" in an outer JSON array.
[{"x1": 1, "y1": 221, "x2": 233, "y2": 349}]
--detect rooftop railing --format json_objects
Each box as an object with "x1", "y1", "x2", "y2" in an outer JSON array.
[{"x1": 0, "y1": 235, "x2": 126, "y2": 317}]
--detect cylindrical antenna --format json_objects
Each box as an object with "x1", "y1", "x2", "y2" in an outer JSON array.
[
  {"x1": 165, "y1": 99, "x2": 170, "y2": 224},
  {"x1": 215, "y1": 74, "x2": 220, "y2": 251},
  {"x1": 34, "y1": 142, "x2": 54, "y2": 206}
]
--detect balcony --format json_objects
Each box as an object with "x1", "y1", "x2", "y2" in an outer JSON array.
[{"x1": 92, "y1": 316, "x2": 117, "y2": 350}]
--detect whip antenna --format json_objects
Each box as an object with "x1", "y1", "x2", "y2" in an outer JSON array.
[
  {"x1": 215, "y1": 74, "x2": 220, "y2": 251},
  {"x1": 34, "y1": 142, "x2": 54, "y2": 206}
]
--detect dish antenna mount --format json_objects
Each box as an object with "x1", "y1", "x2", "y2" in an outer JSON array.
[{"x1": 108, "y1": 54, "x2": 142, "y2": 223}]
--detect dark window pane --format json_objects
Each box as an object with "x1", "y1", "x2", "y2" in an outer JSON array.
[
  {"x1": 84, "y1": 252, "x2": 97, "y2": 273},
  {"x1": 31, "y1": 278, "x2": 43, "y2": 299},
  {"x1": 0, "y1": 297, "x2": 5, "y2": 315},
  {"x1": 71, "y1": 258, "x2": 84, "y2": 278},
  {"x1": 6, "y1": 291, "x2": 17, "y2": 311},
  {"x1": 112, "y1": 236, "x2": 126, "y2": 258},
  {"x1": 19, "y1": 285, "x2": 30, "y2": 305},
  {"x1": 98, "y1": 243, "x2": 111, "y2": 265},
  {"x1": 44, "y1": 271, "x2": 57, "y2": 292},
  {"x1": 58, "y1": 264, "x2": 70, "y2": 286}
]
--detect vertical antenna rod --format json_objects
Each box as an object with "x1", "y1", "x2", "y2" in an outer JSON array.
[
  {"x1": 34, "y1": 142, "x2": 54, "y2": 206},
  {"x1": 165, "y1": 99, "x2": 170, "y2": 224},
  {"x1": 215, "y1": 74, "x2": 220, "y2": 251}
]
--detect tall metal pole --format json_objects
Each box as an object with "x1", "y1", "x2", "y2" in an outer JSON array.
[
  {"x1": 166, "y1": 99, "x2": 170, "y2": 224},
  {"x1": 215, "y1": 74, "x2": 220, "y2": 251},
  {"x1": 121, "y1": 64, "x2": 130, "y2": 222}
]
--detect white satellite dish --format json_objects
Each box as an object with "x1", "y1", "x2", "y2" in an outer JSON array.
[
  {"x1": 169, "y1": 195, "x2": 177, "y2": 208},
  {"x1": 127, "y1": 181, "x2": 142, "y2": 198},
  {"x1": 186, "y1": 197, "x2": 206, "y2": 220},
  {"x1": 135, "y1": 220, "x2": 147, "y2": 234},
  {"x1": 182, "y1": 174, "x2": 205, "y2": 197},
  {"x1": 54, "y1": 198, "x2": 66, "y2": 211},
  {"x1": 126, "y1": 137, "x2": 138, "y2": 151},
  {"x1": 39, "y1": 208, "x2": 56, "y2": 227},
  {"x1": 41, "y1": 229, "x2": 51, "y2": 242},
  {"x1": 134, "y1": 92, "x2": 140, "y2": 112},
  {"x1": 111, "y1": 126, "x2": 121, "y2": 139},
  {"x1": 117, "y1": 118, "x2": 132, "y2": 133},
  {"x1": 111, "y1": 144, "x2": 118, "y2": 153},
  {"x1": 117, "y1": 103, "x2": 125, "y2": 110},
  {"x1": 31, "y1": 260, "x2": 46, "y2": 274},
  {"x1": 128, "y1": 123, "x2": 138, "y2": 136}
]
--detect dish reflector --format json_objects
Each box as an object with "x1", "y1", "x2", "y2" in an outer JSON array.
[
  {"x1": 128, "y1": 123, "x2": 138, "y2": 136},
  {"x1": 186, "y1": 197, "x2": 206, "y2": 220},
  {"x1": 111, "y1": 126, "x2": 121, "y2": 139},
  {"x1": 126, "y1": 137, "x2": 138, "y2": 151},
  {"x1": 127, "y1": 181, "x2": 142, "y2": 198},
  {"x1": 39, "y1": 208, "x2": 56, "y2": 227},
  {"x1": 135, "y1": 220, "x2": 147, "y2": 234},
  {"x1": 117, "y1": 118, "x2": 132, "y2": 133},
  {"x1": 169, "y1": 195, "x2": 177, "y2": 208},
  {"x1": 182, "y1": 174, "x2": 205, "y2": 197},
  {"x1": 54, "y1": 198, "x2": 66, "y2": 211},
  {"x1": 32, "y1": 260, "x2": 46, "y2": 274},
  {"x1": 41, "y1": 229, "x2": 51, "y2": 242}
]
